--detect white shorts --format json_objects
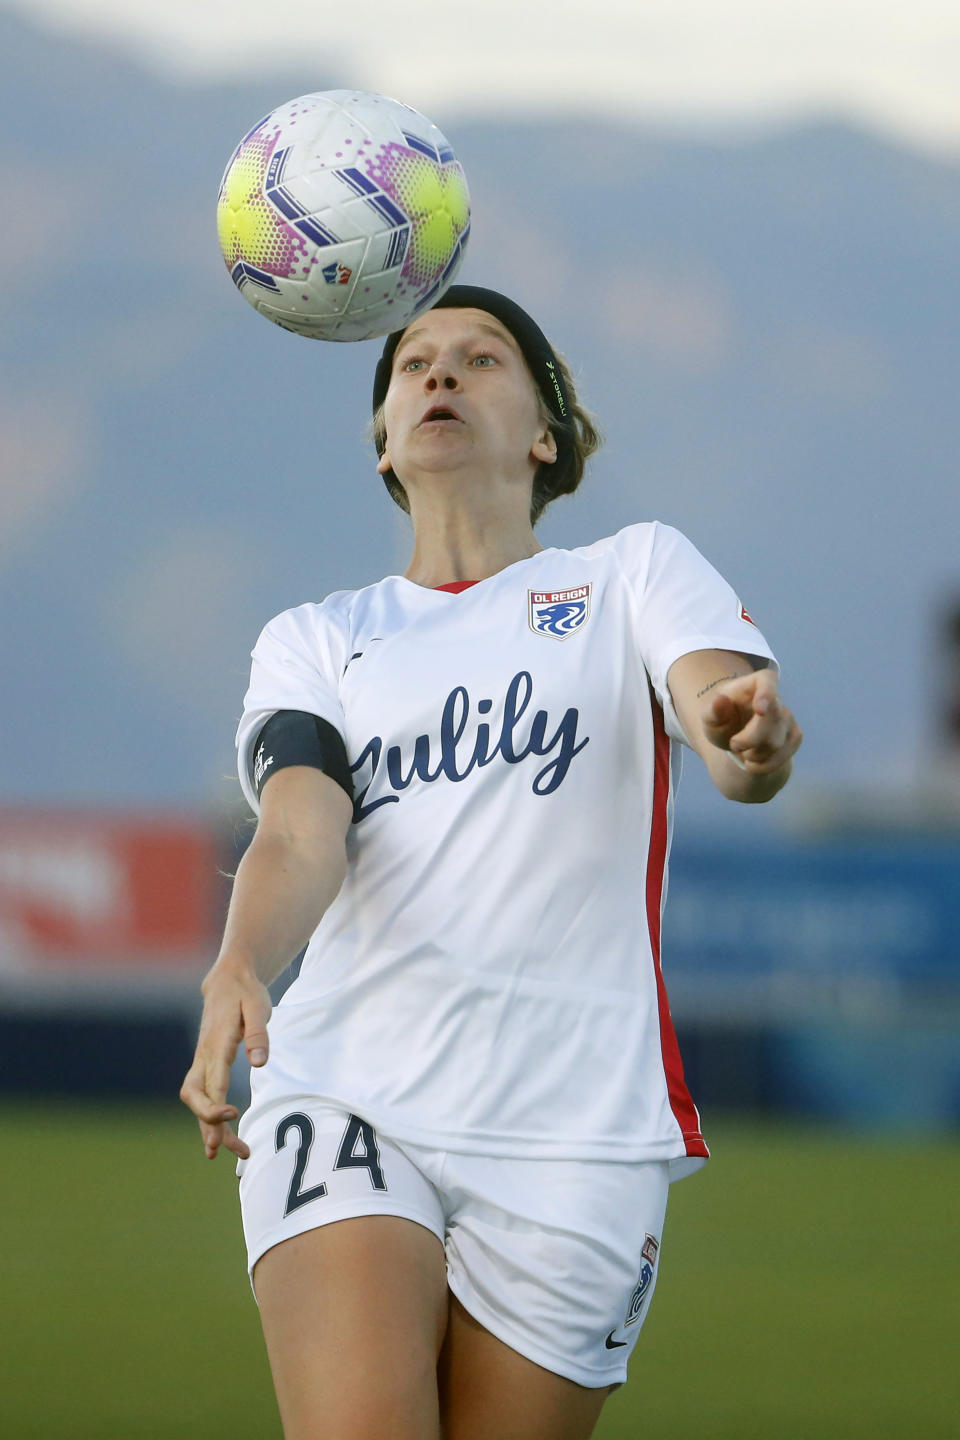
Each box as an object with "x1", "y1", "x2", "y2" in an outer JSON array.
[{"x1": 237, "y1": 1095, "x2": 669, "y2": 1389}]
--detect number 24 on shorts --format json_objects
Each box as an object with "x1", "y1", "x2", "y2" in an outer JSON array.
[{"x1": 275, "y1": 1111, "x2": 387, "y2": 1217}]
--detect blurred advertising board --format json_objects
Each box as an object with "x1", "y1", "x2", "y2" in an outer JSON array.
[
  {"x1": 0, "y1": 809, "x2": 222, "y2": 1009},
  {"x1": 664, "y1": 835, "x2": 960, "y2": 1129},
  {"x1": 664, "y1": 836, "x2": 960, "y2": 1022}
]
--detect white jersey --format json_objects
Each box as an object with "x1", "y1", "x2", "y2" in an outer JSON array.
[{"x1": 236, "y1": 522, "x2": 776, "y2": 1174}]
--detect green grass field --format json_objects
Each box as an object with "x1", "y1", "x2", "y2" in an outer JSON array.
[{"x1": 3, "y1": 1103, "x2": 956, "y2": 1439}]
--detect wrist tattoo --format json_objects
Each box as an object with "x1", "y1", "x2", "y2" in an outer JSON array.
[{"x1": 696, "y1": 673, "x2": 741, "y2": 699}]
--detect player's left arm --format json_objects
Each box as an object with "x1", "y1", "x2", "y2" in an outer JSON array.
[{"x1": 667, "y1": 649, "x2": 802, "y2": 803}]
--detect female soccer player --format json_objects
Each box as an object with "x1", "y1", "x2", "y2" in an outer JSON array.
[{"x1": 181, "y1": 285, "x2": 802, "y2": 1440}]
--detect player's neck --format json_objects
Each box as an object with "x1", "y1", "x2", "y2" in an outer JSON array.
[{"x1": 404, "y1": 501, "x2": 542, "y2": 588}]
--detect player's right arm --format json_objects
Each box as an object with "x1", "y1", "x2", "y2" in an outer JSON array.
[{"x1": 179, "y1": 766, "x2": 352, "y2": 1160}]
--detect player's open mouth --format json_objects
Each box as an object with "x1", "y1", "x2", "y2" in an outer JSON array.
[{"x1": 419, "y1": 405, "x2": 463, "y2": 426}]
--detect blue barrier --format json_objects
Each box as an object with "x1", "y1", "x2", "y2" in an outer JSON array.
[
  {"x1": 665, "y1": 837, "x2": 960, "y2": 990},
  {"x1": 663, "y1": 836, "x2": 960, "y2": 1129}
]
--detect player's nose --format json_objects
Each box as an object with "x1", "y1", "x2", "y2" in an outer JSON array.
[{"x1": 424, "y1": 361, "x2": 461, "y2": 392}]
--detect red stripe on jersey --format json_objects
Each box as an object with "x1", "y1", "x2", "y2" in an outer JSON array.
[
  {"x1": 434, "y1": 581, "x2": 479, "y2": 593},
  {"x1": 647, "y1": 694, "x2": 709, "y2": 1159}
]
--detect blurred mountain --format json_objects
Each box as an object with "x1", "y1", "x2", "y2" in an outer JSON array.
[{"x1": 2, "y1": 9, "x2": 959, "y2": 825}]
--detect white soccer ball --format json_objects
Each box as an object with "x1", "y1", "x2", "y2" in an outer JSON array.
[{"x1": 217, "y1": 90, "x2": 471, "y2": 342}]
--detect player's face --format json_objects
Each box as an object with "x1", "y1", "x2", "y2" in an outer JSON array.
[{"x1": 376, "y1": 308, "x2": 557, "y2": 491}]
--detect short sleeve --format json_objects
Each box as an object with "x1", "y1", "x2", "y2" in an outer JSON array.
[
  {"x1": 235, "y1": 603, "x2": 348, "y2": 815},
  {"x1": 614, "y1": 523, "x2": 778, "y2": 745}
]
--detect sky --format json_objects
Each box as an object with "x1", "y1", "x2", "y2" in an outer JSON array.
[
  {"x1": 8, "y1": 0, "x2": 960, "y2": 156},
  {"x1": 3, "y1": 0, "x2": 959, "y2": 818}
]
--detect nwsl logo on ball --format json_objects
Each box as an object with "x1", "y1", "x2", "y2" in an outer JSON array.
[
  {"x1": 528, "y1": 584, "x2": 592, "y2": 640},
  {"x1": 322, "y1": 261, "x2": 352, "y2": 286}
]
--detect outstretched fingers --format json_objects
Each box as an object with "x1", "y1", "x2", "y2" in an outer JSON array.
[
  {"x1": 179, "y1": 1056, "x2": 248, "y2": 1160},
  {"x1": 180, "y1": 970, "x2": 273, "y2": 1161},
  {"x1": 730, "y1": 695, "x2": 787, "y2": 757},
  {"x1": 703, "y1": 671, "x2": 773, "y2": 746},
  {"x1": 701, "y1": 669, "x2": 801, "y2": 774},
  {"x1": 731, "y1": 709, "x2": 802, "y2": 773}
]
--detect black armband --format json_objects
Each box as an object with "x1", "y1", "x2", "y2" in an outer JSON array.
[{"x1": 251, "y1": 710, "x2": 353, "y2": 802}]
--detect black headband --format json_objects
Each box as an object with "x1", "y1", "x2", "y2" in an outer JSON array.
[{"x1": 372, "y1": 285, "x2": 573, "y2": 490}]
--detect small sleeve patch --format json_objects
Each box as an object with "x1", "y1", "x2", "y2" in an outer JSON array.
[{"x1": 738, "y1": 601, "x2": 757, "y2": 626}]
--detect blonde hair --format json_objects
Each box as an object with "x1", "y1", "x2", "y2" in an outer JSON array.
[{"x1": 371, "y1": 346, "x2": 602, "y2": 526}]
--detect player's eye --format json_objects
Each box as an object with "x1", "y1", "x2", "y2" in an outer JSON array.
[
  {"x1": 399, "y1": 356, "x2": 427, "y2": 372},
  {"x1": 471, "y1": 353, "x2": 496, "y2": 367}
]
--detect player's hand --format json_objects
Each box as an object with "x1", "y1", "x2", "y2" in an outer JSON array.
[
  {"x1": 702, "y1": 669, "x2": 802, "y2": 775},
  {"x1": 179, "y1": 959, "x2": 272, "y2": 1161}
]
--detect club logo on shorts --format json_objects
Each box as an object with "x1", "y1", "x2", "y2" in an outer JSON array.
[
  {"x1": 528, "y1": 584, "x2": 592, "y2": 640},
  {"x1": 624, "y1": 1234, "x2": 660, "y2": 1326}
]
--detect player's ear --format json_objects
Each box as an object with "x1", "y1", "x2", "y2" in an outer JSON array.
[
  {"x1": 376, "y1": 448, "x2": 392, "y2": 475},
  {"x1": 531, "y1": 428, "x2": 557, "y2": 466}
]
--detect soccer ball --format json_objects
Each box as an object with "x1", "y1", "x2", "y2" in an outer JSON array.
[{"x1": 216, "y1": 90, "x2": 471, "y2": 342}]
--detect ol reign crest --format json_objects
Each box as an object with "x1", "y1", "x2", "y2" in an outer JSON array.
[
  {"x1": 528, "y1": 584, "x2": 592, "y2": 640},
  {"x1": 625, "y1": 1234, "x2": 660, "y2": 1326}
]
